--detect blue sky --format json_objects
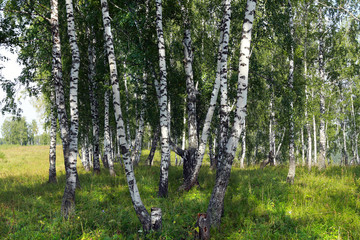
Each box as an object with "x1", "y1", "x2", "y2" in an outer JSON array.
[{"x1": 0, "y1": 47, "x2": 43, "y2": 137}]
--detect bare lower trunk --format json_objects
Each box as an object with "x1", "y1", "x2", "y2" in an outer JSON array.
[
  {"x1": 156, "y1": 0, "x2": 171, "y2": 197},
  {"x1": 239, "y1": 121, "x2": 246, "y2": 169},
  {"x1": 205, "y1": 0, "x2": 256, "y2": 231},
  {"x1": 286, "y1": 0, "x2": 296, "y2": 185},
  {"x1": 104, "y1": 87, "x2": 115, "y2": 176},
  {"x1": 313, "y1": 113, "x2": 317, "y2": 164},
  {"x1": 217, "y1": 0, "x2": 232, "y2": 170},
  {"x1": 147, "y1": 127, "x2": 160, "y2": 166},
  {"x1": 132, "y1": 76, "x2": 147, "y2": 166},
  {"x1": 179, "y1": 0, "x2": 231, "y2": 191},
  {"x1": 87, "y1": 33, "x2": 101, "y2": 173},
  {"x1": 101, "y1": 0, "x2": 152, "y2": 230},
  {"x1": 123, "y1": 63, "x2": 132, "y2": 149},
  {"x1": 350, "y1": 85, "x2": 359, "y2": 164},
  {"x1": 318, "y1": 14, "x2": 326, "y2": 170},
  {"x1": 81, "y1": 141, "x2": 91, "y2": 171},
  {"x1": 342, "y1": 120, "x2": 348, "y2": 165},
  {"x1": 209, "y1": 133, "x2": 216, "y2": 168},
  {"x1": 301, "y1": 127, "x2": 305, "y2": 166},
  {"x1": 48, "y1": 88, "x2": 57, "y2": 183}
]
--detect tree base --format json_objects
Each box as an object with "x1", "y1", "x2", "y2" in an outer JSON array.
[{"x1": 286, "y1": 175, "x2": 294, "y2": 185}]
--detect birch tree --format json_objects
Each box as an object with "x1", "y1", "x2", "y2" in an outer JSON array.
[
  {"x1": 100, "y1": 0, "x2": 156, "y2": 231},
  {"x1": 286, "y1": 0, "x2": 296, "y2": 184},
  {"x1": 87, "y1": 31, "x2": 101, "y2": 173},
  {"x1": 318, "y1": 6, "x2": 327, "y2": 170},
  {"x1": 155, "y1": 0, "x2": 171, "y2": 198},
  {"x1": 175, "y1": 0, "x2": 232, "y2": 191},
  {"x1": 104, "y1": 86, "x2": 115, "y2": 176},
  {"x1": 48, "y1": 87, "x2": 57, "y2": 183},
  {"x1": 61, "y1": 0, "x2": 81, "y2": 218},
  {"x1": 203, "y1": 0, "x2": 257, "y2": 233}
]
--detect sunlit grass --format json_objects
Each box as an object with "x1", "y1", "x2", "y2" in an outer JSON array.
[{"x1": 1, "y1": 145, "x2": 360, "y2": 239}]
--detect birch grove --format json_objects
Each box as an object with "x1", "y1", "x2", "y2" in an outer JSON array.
[{"x1": 3, "y1": 0, "x2": 360, "y2": 236}]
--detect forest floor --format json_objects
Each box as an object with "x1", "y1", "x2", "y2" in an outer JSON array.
[{"x1": 1, "y1": 145, "x2": 360, "y2": 239}]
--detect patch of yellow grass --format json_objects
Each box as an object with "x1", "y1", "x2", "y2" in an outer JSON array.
[{"x1": 0, "y1": 145, "x2": 65, "y2": 178}]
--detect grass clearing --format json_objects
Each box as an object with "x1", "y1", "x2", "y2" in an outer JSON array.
[{"x1": 1, "y1": 145, "x2": 360, "y2": 239}]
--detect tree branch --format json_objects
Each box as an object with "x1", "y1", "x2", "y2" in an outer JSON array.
[{"x1": 318, "y1": 1, "x2": 360, "y2": 22}]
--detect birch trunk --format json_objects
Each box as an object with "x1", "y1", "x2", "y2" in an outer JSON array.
[
  {"x1": 123, "y1": 64, "x2": 132, "y2": 149},
  {"x1": 286, "y1": 0, "x2": 296, "y2": 184},
  {"x1": 51, "y1": 0, "x2": 70, "y2": 186},
  {"x1": 81, "y1": 139, "x2": 91, "y2": 171},
  {"x1": 305, "y1": 86, "x2": 312, "y2": 171},
  {"x1": 180, "y1": 1, "x2": 198, "y2": 150},
  {"x1": 155, "y1": 0, "x2": 171, "y2": 197},
  {"x1": 178, "y1": 1, "x2": 201, "y2": 185},
  {"x1": 313, "y1": 113, "x2": 317, "y2": 164},
  {"x1": 87, "y1": 33, "x2": 102, "y2": 173},
  {"x1": 269, "y1": 89, "x2": 275, "y2": 163},
  {"x1": 318, "y1": 12, "x2": 326, "y2": 170},
  {"x1": 350, "y1": 85, "x2": 359, "y2": 164},
  {"x1": 61, "y1": 0, "x2": 81, "y2": 218},
  {"x1": 240, "y1": 120, "x2": 246, "y2": 169},
  {"x1": 217, "y1": 0, "x2": 231, "y2": 170},
  {"x1": 342, "y1": 119, "x2": 348, "y2": 165},
  {"x1": 179, "y1": 0, "x2": 231, "y2": 191},
  {"x1": 100, "y1": 0, "x2": 152, "y2": 230},
  {"x1": 205, "y1": 0, "x2": 256, "y2": 230},
  {"x1": 48, "y1": 87, "x2": 57, "y2": 183},
  {"x1": 340, "y1": 87, "x2": 348, "y2": 165},
  {"x1": 301, "y1": 127, "x2": 305, "y2": 166},
  {"x1": 302, "y1": 0, "x2": 312, "y2": 171},
  {"x1": 104, "y1": 86, "x2": 115, "y2": 176},
  {"x1": 132, "y1": 75, "x2": 146, "y2": 166},
  {"x1": 209, "y1": 133, "x2": 216, "y2": 168},
  {"x1": 147, "y1": 127, "x2": 160, "y2": 166}
]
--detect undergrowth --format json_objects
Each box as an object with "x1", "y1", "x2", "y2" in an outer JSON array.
[{"x1": 1, "y1": 145, "x2": 360, "y2": 239}]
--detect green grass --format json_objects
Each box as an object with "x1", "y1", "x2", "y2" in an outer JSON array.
[{"x1": 1, "y1": 145, "x2": 360, "y2": 239}]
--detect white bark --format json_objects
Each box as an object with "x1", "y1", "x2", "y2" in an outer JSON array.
[
  {"x1": 217, "y1": 0, "x2": 232, "y2": 168},
  {"x1": 132, "y1": 74, "x2": 147, "y2": 166},
  {"x1": 100, "y1": 0, "x2": 151, "y2": 230},
  {"x1": 104, "y1": 86, "x2": 115, "y2": 176},
  {"x1": 123, "y1": 63, "x2": 132, "y2": 149},
  {"x1": 58, "y1": 0, "x2": 81, "y2": 218},
  {"x1": 180, "y1": 1, "x2": 198, "y2": 149},
  {"x1": 155, "y1": 0, "x2": 171, "y2": 197},
  {"x1": 240, "y1": 120, "x2": 246, "y2": 169},
  {"x1": 51, "y1": 0, "x2": 70, "y2": 182},
  {"x1": 48, "y1": 87, "x2": 57, "y2": 183},
  {"x1": 318, "y1": 11, "x2": 326, "y2": 170},
  {"x1": 206, "y1": 0, "x2": 256, "y2": 228},
  {"x1": 286, "y1": 0, "x2": 296, "y2": 184},
  {"x1": 313, "y1": 112, "x2": 317, "y2": 164},
  {"x1": 181, "y1": 0, "x2": 231, "y2": 189},
  {"x1": 301, "y1": 127, "x2": 305, "y2": 166},
  {"x1": 269, "y1": 89, "x2": 275, "y2": 161},
  {"x1": 350, "y1": 85, "x2": 359, "y2": 164},
  {"x1": 87, "y1": 32, "x2": 101, "y2": 173}
]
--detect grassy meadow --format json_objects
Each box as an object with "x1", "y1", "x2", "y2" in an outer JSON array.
[{"x1": 1, "y1": 145, "x2": 360, "y2": 239}]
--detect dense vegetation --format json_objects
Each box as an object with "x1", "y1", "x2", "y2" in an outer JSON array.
[{"x1": 1, "y1": 145, "x2": 360, "y2": 239}]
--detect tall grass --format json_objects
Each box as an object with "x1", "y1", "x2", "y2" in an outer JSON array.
[{"x1": 1, "y1": 145, "x2": 360, "y2": 239}]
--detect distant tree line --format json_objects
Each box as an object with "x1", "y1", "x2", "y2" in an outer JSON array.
[{"x1": 0, "y1": 117, "x2": 51, "y2": 145}]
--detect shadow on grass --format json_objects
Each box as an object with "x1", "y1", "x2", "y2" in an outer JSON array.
[{"x1": 1, "y1": 162, "x2": 360, "y2": 239}]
